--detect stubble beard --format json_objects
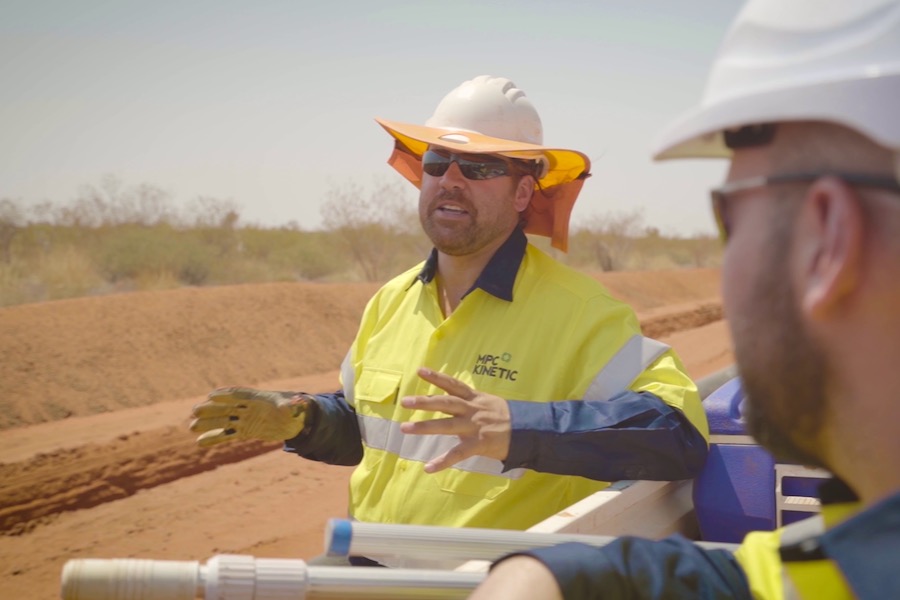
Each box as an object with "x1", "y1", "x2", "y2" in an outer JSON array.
[
  {"x1": 420, "y1": 188, "x2": 514, "y2": 257},
  {"x1": 734, "y1": 217, "x2": 830, "y2": 469}
]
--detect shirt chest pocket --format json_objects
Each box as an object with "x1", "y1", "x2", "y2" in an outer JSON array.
[
  {"x1": 354, "y1": 368, "x2": 403, "y2": 418},
  {"x1": 437, "y1": 468, "x2": 511, "y2": 500}
]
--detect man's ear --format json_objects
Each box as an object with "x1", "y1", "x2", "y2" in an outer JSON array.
[
  {"x1": 514, "y1": 176, "x2": 535, "y2": 212},
  {"x1": 798, "y1": 177, "x2": 865, "y2": 320}
]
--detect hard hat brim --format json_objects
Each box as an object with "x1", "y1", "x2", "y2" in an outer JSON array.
[
  {"x1": 376, "y1": 118, "x2": 591, "y2": 189},
  {"x1": 652, "y1": 73, "x2": 900, "y2": 161},
  {"x1": 376, "y1": 118, "x2": 592, "y2": 252}
]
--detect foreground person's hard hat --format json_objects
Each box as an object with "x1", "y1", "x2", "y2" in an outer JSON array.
[
  {"x1": 377, "y1": 75, "x2": 591, "y2": 252},
  {"x1": 653, "y1": 0, "x2": 900, "y2": 160}
]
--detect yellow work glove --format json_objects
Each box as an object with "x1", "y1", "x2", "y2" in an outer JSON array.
[{"x1": 189, "y1": 387, "x2": 312, "y2": 448}]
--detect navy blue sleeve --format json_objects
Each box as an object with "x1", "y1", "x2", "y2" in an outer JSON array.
[
  {"x1": 282, "y1": 390, "x2": 363, "y2": 466},
  {"x1": 503, "y1": 391, "x2": 708, "y2": 481},
  {"x1": 499, "y1": 537, "x2": 751, "y2": 600}
]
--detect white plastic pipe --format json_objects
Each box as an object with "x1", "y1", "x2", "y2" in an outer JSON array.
[
  {"x1": 325, "y1": 519, "x2": 738, "y2": 563},
  {"x1": 326, "y1": 518, "x2": 615, "y2": 562},
  {"x1": 61, "y1": 554, "x2": 484, "y2": 600},
  {"x1": 62, "y1": 558, "x2": 201, "y2": 600}
]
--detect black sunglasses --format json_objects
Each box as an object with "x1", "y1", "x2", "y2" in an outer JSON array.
[
  {"x1": 422, "y1": 149, "x2": 513, "y2": 180},
  {"x1": 710, "y1": 171, "x2": 900, "y2": 242}
]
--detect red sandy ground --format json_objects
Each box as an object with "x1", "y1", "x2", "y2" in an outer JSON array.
[{"x1": 0, "y1": 268, "x2": 732, "y2": 599}]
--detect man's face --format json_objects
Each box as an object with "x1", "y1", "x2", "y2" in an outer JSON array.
[
  {"x1": 419, "y1": 147, "x2": 530, "y2": 256},
  {"x1": 720, "y1": 147, "x2": 828, "y2": 468}
]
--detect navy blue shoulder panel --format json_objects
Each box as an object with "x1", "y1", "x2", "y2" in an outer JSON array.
[{"x1": 502, "y1": 536, "x2": 751, "y2": 600}]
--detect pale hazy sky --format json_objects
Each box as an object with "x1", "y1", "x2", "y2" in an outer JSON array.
[{"x1": 1, "y1": 0, "x2": 743, "y2": 235}]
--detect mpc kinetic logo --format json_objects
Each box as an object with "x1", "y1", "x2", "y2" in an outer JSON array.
[{"x1": 472, "y1": 352, "x2": 519, "y2": 381}]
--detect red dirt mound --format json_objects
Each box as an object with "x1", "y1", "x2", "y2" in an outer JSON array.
[{"x1": 0, "y1": 282, "x2": 379, "y2": 430}]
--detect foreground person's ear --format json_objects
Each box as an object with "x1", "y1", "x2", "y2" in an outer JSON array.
[{"x1": 797, "y1": 177, "x2": 865, "y2": 321}]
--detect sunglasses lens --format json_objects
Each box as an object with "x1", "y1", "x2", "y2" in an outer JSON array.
[
  {"x1": 422, "y1": 150, "x2": 451, "y2": 177},
  {"x1": 421, "y1": 150, "x2": 510, "y2": 180},
  {"x1": 461, "y1": 160, "x2": 509, "y2": 180}
]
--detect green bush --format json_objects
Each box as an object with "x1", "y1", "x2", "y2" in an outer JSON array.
[
  {"x1": 92, "y1": 226, "x2": 218, "y2": 286},
  {"x1": 0, "y1": 190, "x2": 723, "y2": 307},
  {"x1": 239, "y1": 228, "x2": 345, "y2": 281}
]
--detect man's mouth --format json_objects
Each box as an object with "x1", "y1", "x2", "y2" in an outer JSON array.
[{"x1": 437, "y1": 204, "x2": 468, "y2": 215}]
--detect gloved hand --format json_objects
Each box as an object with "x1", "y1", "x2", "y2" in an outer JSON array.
[{"x1": 189, "y1": 387, "x2": 312, "y2": 447}]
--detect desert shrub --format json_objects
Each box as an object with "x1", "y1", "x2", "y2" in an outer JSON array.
[
  {"x1": 0, "y1": 245, "x2": 105, "y2": 305},
  {"x1": 0, "y1": 179, "x2": 724, "y2": 307},
  {"x1": 0, "y1": 261, "x2": 29, "y2": 306},
  {"x1": 57, "y1": 176, "x2": 177, "y2": 227},
  {"x1": 239, "y1": 227, "x2": 345, "y2": 281},
  {"x1": 133, "y1": 268, "x2": 182, "y2": 292},
  {"x1": 559, "y1": 215, "x2": 722, "y2": 272},
  {"x1": 92, "y1": 225, "x2": 217, "y2": 285},
  {"x1": 37, "y1": 246, "x2": 107, "y2": 299},
  {"x1": 321, "y1": 179, "x2": 425, "y2": 281},
  {"x1": 0, "y1": 198, "x2": 26, "y2": 264},
  {"x1": 176, "y1": 238, "x2": 218, "y2": 285}
]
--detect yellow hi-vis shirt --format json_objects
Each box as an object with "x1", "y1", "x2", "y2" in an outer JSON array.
[
  {"x1": 340, "y1": 240, "x2": 708, "y2": 530},
  {"x1": 735, "y1": 483, "x2": 864, "y2": 600}
]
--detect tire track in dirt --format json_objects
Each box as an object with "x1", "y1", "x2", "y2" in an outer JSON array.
[
  {"x1": 640, "y1": 301, "x2": 723, "y2": 339},
  {"x1": 0, "y1": 428, "x2": 278, "y2": 535},
  {"x1": 0, "y1": 302, "x2": 723, "y2": 536}
]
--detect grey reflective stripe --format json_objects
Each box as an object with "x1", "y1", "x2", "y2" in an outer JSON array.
[
  {"x1": 582, "y1": 335, "x2": 671, "y2": 401},
  {"x1": 780, "y1": 515, "x2": 825, "y2": 600},
  {"x1": 782, "y1": 577, "x2": 802, "y2": 600},
  {"x1": 779, "y1": 514, "x2": 825, "y2": 547},
  {"x1": 709, "y1": 434, "x2": 758, "y2": 446},
  {"x1": 341, "y1": 351, "x2": 355, "y2": 406},
  {"x1": 357, "y1": 413, "x2": 525, "y2": 479}
]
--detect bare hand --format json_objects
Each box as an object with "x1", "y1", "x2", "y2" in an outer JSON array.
[
  {"x1": 467, "y1": 556, "x2": 563, "y2": 600},
  {"x1": 399, "y1": 367, "x2": 511, "y2": 472}
]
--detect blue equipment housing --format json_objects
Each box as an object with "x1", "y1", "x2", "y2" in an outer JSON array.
[{"x1": 693, "y1": 378, "x2": 827, "y2": 543}]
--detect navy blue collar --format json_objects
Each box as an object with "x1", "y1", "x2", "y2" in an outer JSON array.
[
  {"x1": 413, "y1": 227, "x2": 527, "y2": 302},
  {"x1": 819, "y1": 477, "x2": 858, "y2": 505}
]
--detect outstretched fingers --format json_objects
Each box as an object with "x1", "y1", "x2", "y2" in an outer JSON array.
[
  {"x1": 190, "y1": 387, "x2": 264, "y2": 447},
  {"x1": 400, "y1": 415, "x2": 471, "y2": 437},
  {"x1": 192, "y1": 386, "x2": 263, "y2": 419},
  {"x1": 415, "y1": 367, "x2": 476, "y2": 399},
  {"x1": 189, "y1": 414, "x2": 236, "y2": 433},
  {"x1": 401, "y1": 394, "x2": 470, "y2": 416},
  {"x1": 206, "y1": 386, "x2": 260, "y2": 403},
  {"x1": 191, "y1": 402, "x2": 238, "y2": 420},
  {"x1": 423, "y1": 442, "x2": 477, "y2": 473},
  {"x1": 195, "y1": 428, "x2": 236, "y2": 447},
  {"x1": 400, "y1": 367, "x2": 512, "y2": 468}
]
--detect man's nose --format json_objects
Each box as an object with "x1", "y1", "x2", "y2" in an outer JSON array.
[{"x1": 440, "y1": 160, "x2": 466, "y2": 187}]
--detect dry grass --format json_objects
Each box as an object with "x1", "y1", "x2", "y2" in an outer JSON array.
[
  {"x1": 0, "y1": 224, "x2": 721, "y2": 307},
  {"x1": 0, "y1": 186, "x2": 721, "y2": 307}
]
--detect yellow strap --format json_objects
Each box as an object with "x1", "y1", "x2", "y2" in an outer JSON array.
[{"x1": 783, "y1": 559, "x2": 856, "y2": 600}]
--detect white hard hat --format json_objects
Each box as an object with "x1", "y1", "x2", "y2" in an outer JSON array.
[
  {"x1": 653, "y1": 0, "x2": 900, "y2": 160},
  {"x1": 426, "y1": 75, "x2": 545, "y2": 148},
  {"x1": 377, "y1": 75, "x2": 592, "y2": 185},
  {"x1": 376, "y1": 75, "x2": 592, "y2": 252}
]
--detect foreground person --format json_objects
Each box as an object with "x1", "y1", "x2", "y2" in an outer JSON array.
[{"x1": 469, "y1": 0, "x2": 900, "y2": 597}]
